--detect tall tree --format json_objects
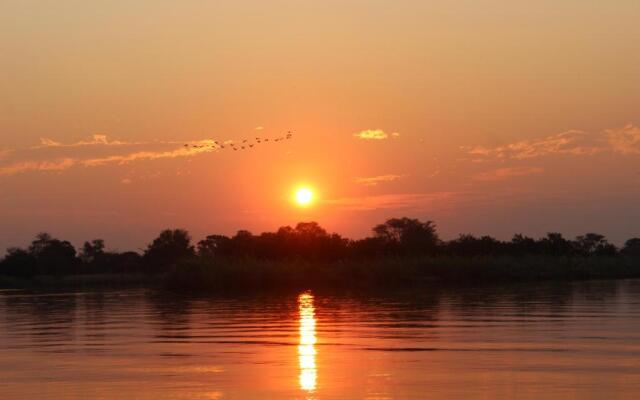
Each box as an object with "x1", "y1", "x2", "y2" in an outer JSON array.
[
  {"x1": 373, "y1": 218, "x2": 440, "y2": 255},
  {"x1": 144, "y1": 229, "x2": 195, "y2": 271}
]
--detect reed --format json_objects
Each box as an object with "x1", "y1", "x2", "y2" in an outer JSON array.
[
  {"x1": 2, "y1": 256, "x2": 637, "y2": 291},
  {"x1": 163, "y1": 255, "x2": 640, "y2": 292}
]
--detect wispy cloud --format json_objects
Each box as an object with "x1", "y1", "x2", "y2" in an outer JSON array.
[
  {"x1": 473, "y1": 166, "x2": 544, "y2": 181},
  {"x1": 463, "y1": 124, "x2": 640, "y2": 161},
  {"x1": 35, "y1": 138, "x2": 63, "y2": 148},
  {"x1": 354, "y1": 129, "x2": 399, "y2": 140},
  {"x1": 80, "y1": 146, "x2": 214, "y2": 167},
  {"x1": 325, "y1": 192, "x2": 458, "y2": 211},
  {"x1": 463, "y1": 130, "x2": 602, "y2": 160},
  {"x1": 355, "y1": 174, "x2": 406, "y2": 186},
  {"x1": 0, "y1": 136, "x2": 218, "y2": 176},
  {"x1": 607, "y1": 124, "x2": 640, "y2": 155},
  {"x1": 0, "y1": 149, "x2": 12, "y2": 160},
  {"x1": 0, "y1": 158, "x2": 77, "y2": 175},
  {"x1": 33, "y1": 134, "x2": 140, "y2": 149},
  {"x1": 0, "y1": 131, "x2": 295, "y2": 176}
]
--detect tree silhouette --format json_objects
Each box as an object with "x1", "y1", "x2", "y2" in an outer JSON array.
[
  {"x1": 0, "y1": 248, "x2": 37, "y2": 277},
  {"x1": 1, "y1": 234, "x2": 78, "y2": 276},
  {"x1": 36, "y1": 238, "x2": 77, "y2": 275},
  {"x1": 144, "y1": 229, "x2": 195, "y2": 271},
  {"x1": 28, "y1": 232, "x2": 53, "y2": 256},
  {"x1": 445, "y1": 234, "x2": 504, "y2": 256},
  {"x1": 230, "y1": 230, "x2": 256, "y2": 257},
  {"x1": 575, "y1": 233, "x2": 617, "y2": 256},
  {"x1": 197, "y1": 235, "x2": 231, "y2": 259},
  {"x1": 350, "y1": 236, "x2": 387, "y2": 258},
  {"x1": 20, "y1": 233, "x2": 78, "y2": 275},
  {"x1": 80, "y1": 239, "x2": 105, "y2": 263},
  {"x1": 373, "y1": 218, "x2": 440, "y2": 255},
  {"x1": 622, "y1": 238, "x2": 640, "y2": 257},
  {"x1": 510, "y1": 234, "x2": 539, "y2": 255},
  {"x1": 293, "y1": 222, "x2": 327, "y2": 238},
  {"x1": 540, "y1": 233, "x2": 574, "y2": 256},
  {"x1": 0, "y1": 217, "x2": 635, "y2": 281}
]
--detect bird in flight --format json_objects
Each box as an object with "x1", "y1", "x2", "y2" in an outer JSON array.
[{"x1": 183, "y1": 130, "x2": 294, "y2": 154}]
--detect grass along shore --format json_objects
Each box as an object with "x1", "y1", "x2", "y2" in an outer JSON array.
[
  {"x1": 0, "y1": 273, "x2": 160, "y2": 290},
  {"x1": 163, "y1": 255, "x2": 640, "y2": 292},
  {"x1": 2, "y1": 257, "x2": 639, "y2": 292}
]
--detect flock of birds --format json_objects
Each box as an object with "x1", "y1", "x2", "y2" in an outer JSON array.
[{"x1": 184, "y1": 131, "x2": 294, "y2": 152}]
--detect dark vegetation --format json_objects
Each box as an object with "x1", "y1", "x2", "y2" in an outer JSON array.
[{"x1": 1, "y1": 218, "x2": 639, "y2": 290}]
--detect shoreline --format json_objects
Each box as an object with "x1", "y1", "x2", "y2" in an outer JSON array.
[{"x1": 2, "y1": 255, "x2": 638, "y2": 292}]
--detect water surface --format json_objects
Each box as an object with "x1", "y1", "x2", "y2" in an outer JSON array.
[{"x1": 1, "y1": 280, "x2": 640, "y2": 399}]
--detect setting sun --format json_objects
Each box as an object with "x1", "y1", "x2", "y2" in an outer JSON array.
[{"x1": 294, "y1": 187, "x2": 314, "y2": 207}]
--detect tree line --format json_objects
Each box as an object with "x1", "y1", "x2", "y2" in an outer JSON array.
[{"x1": 1, "y1": 217, "x2": 639, "y2": 277}]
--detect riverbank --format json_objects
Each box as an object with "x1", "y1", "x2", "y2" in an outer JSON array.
[
  {"x1": 1, "y1": 255, "x2": 638, "y2": 292},
  {"x1": 166, "y1": 255, "x2": 640, "y2": 292},
  {"x1": 0, "y1": 273, "x2": 160, "y2": 290}
]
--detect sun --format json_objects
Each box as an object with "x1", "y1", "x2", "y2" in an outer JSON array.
[{"x1": 294, "y1": 187, "x2": 314, "y2": 207}]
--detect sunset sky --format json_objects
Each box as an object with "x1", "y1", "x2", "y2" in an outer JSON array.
[{"x1": 1, "y1": 1, "x2": 639, "y2": 252}]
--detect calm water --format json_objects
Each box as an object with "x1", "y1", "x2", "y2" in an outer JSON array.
[{"x1": 1, "y1": 280, "x2": 640, "y2": 399}]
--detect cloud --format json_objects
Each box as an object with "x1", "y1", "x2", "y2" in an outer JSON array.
[
  {"x1": 0, "y1": 143, "x2": 216, "y2": 176},
  {"x1": 0, "y1": 149, "x2": 12, "y2": 160},
  {"x1": 80, "y1": 146, "x2": 214, "y2": 167},
  {"x1": 464, "y1": 124, "x2": 640, "y2": 161},
  {"x1": 120, "y1": 178, "x2": 132, "y2": 185},
  {"x1": 355, "y1": 129, "x2": 390, "y2": 140},
  {"x1": 254, "y1": 126, "x2": 264, "y2": 131},
  {"x1": 463, "y1": 130, "x2": 604, "y2": 160},
  {"x1": 33, "y1": 134, "x2": 141, "y2": 149},
  {"x1": 355, "y1": 174, "x2": 406, "y2": 186},
  {"x1": 0, "y1": 158, "x2": 77, "y2": 175},
  {"x1": 607, "y1": 124, "x2": 640, "y2": 155},
  {"x1": 0, "y1": 131, "x2": 292, "y2": 176},
  {"x1": 473, "y1": 167, "x2": 544, "y2": 181},
  {"x1": 36, "y1": 138, "x2": 63, "y2": 148},
  {"x1": 325, "y1": 192, "x2": 458, "y2": 211}
]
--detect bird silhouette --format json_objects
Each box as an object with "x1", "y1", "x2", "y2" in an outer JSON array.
[{"x1": 184, "y1": 130, "x2": 294, "y2": 155}]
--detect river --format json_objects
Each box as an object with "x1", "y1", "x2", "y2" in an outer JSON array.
[{"x1": 1, "y1": 280, "x2": 640, "y2": 399}]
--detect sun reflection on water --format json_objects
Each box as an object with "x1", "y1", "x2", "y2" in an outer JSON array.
[{"x1": 298, "y1": 292, "x2": 317, "y2": 393}]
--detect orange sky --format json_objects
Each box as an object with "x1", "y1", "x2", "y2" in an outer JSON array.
[{"x1": 1, "y1": 1, "x2": 639, "y2": 251}]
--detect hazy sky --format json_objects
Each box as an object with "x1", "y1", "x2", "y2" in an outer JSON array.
[{"x1": 1, "y1": 1, "x2": 639, "y2": 252}]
